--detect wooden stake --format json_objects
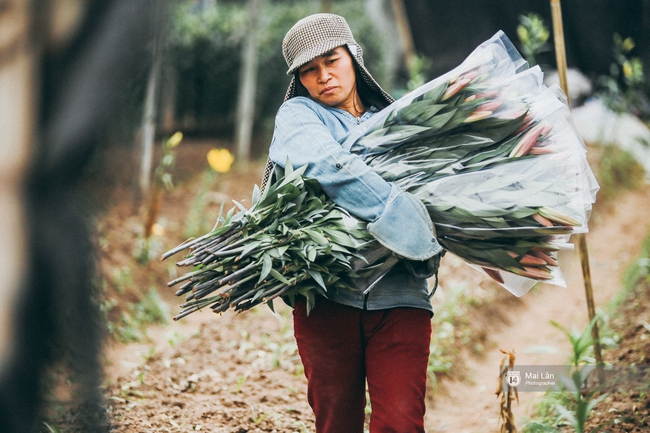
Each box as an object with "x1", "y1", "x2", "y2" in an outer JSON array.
[{"x1": 550, "y1": 0, "x2": 605, "y2": 384}]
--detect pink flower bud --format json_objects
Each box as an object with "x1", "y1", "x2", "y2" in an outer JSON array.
[
  {"x1": 529, "y1": 146, "x2": 554, "y2": 155},
  {"x1": 478, "y1": 100, "x2": 503, "y2": 112},
  {"x1": 509, "y1": 124, "x2": 544, "y2": 157},
  {"x1": 464, "y1": 110, "x2": 492, "y2": 123},
  {"x1": 442, "y1": 78, "x2": 471, "y2": 100}
]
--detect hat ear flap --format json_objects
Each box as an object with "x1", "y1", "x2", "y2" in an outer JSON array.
[
  {"x1": 284, "y1": 77, "x2": 296, "y2": 101},
  {"x1": 285, "y1": 75, "x2": 312, "y2": 101}
]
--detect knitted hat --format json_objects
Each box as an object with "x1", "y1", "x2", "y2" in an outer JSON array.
[{"x1": 281, "y1": 13, "x2": 393, "y2": 105}]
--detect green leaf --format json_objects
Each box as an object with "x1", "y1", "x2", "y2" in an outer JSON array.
[
  {"x1": 232, "y1": 200, "x2": 247, "y2": 213},
  {"x1": 251, "y1": 184, "x2": 261, "y2": 206},
  {"x1": 420, "y1": 109, "x2": 457, "y2": 130},
  {"x1": 321, "y1": 228, "x2": 357, "y2": 248},
  {"x1": 251, "y1": 288, "x2": 265, "y2": 303},
  {"x1": 259, "y1": 254, "x2": 272, "y2": 283},
  {"x1": 306, "y1": 230, "x2": 329, "y2": 246},
  {"x1": 238, "y1": 240, "x2": 262, "y2": 260},
  {"x1": 269, "y1": 268, "x2": 290, "y2": 285},
  {"x1": 43, "y1": 423, "x2": 63, "y2": 433},
  {"x1": 307, "y1": 269, "x2": 327, "y2": 291},
  {"x1": 422, "y1": 81, "x2": 448, "y2": 103},
  {"x1": 307, "y1": 246, "x2": 318, "y2": 262}
]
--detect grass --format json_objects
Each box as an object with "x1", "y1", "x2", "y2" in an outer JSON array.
[
  {"x1": 593, "y1": 144, "x2": 646, "y2": 208},
  {"x1": 183, "y1": 169, "x2": 222, "y2": 239},
  {"x1": 428, "y1": 282, "x2": 485, "y2": 387},
  {"x1": 103, "y1": 288, "x2": 169, "y2": 343},
  {"x1": 609, "y1": 234, "x2": 650, "y2": 313},
  {"x1": 230, "y1": 306, "x2": 302, "y2": 374}
]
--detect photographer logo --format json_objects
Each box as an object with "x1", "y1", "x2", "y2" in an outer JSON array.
[{"x1": 507, "y1": 370, "x2": 521, "y2": 387}]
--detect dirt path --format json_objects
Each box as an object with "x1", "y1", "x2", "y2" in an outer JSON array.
[
  {"x1": 101, "y1": 175, "x2": 650, "y2": 432},
  {"x1": 424, "y1": 187, "x2": 650, "y2": 432}
]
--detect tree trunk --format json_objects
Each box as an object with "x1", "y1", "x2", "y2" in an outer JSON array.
[
  {"x1": 365, "y1": 0, "x2": 402, "y2": 91},
  {"x1": 138, "y1": 0, "x2": 166, "y2": 198},
  {"x1": 390, "y1": 0, "x2": 417, "y2": 71},
  {"x1": 160, "y1": 62, "x2": 178, "y2": 135},
  {"x1": 235, "y1": 0, "x2": 263, "y2": 162}
]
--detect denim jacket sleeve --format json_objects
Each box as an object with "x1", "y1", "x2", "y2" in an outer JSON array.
[{"x1": 269, "y1": 97, "x2": 442, "y2": 261}]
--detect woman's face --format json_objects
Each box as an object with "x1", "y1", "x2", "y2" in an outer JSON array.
[{"x1": 298, "y1": 46, "x2": 362, "y2": 115}]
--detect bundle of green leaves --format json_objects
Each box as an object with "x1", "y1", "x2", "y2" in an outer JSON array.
[{"x1": 163, "y1": 164, "x2": 392, "y2": 318}]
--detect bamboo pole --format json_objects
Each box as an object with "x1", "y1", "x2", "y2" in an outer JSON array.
[{"x1": 550, "y1": 0, "x2": 605, "y2": 383}]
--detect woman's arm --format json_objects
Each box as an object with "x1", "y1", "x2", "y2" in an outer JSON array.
[
  {"x1": 269, "y1": 97, "x2": 442, "y2": 261},
  {"x1": 270, "y1": 97, "x2": 390, "y2": 221}
]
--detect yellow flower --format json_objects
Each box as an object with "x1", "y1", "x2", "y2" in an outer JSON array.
[
  {"x1": 167, "y1": 131, "x2": 183, "y2": 148},
  {"x1": 207, "y1": 148, "x2": 234, "y2": 173},
  {"x1": 622, "y1": 37, "x2": 635, "y2": 53},
  {"x1": 623, "y1": 61, "x2": 633, "y2": 78},
  {"x1": 517, "y1": 26, "x2": 529, "y2": 46},
  {"x1": 151, "y1": 223, "x2": 165, "y2": 236}
]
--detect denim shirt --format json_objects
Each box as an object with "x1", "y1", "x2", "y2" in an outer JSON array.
[{"x1": 269, "y1": 96, "x2": 442, "y2": 312}]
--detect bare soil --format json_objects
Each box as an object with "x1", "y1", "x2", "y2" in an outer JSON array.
[{"x1": 42, "y1": 141, "x2": 650, "y2": 432}]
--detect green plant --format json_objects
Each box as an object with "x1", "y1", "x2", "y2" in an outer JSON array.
[
  {"x1": 138, "y1": 132, "x2": 183, "y2": 264},
  {"x1": 166, "y1": 51, "x2": 594, "y2": 319},
  {"x1": 141, "y1": 346, "x2": 157, "y2": 363},
  {"x1": 554, "y1": 369, "x2": 609, "y2": 433},
  {"x1": 523, "y1": 313, "x2": 619, "y2": 432},
  {"x1": 522, "y1": 422, "x2": 559, "y2": 433},
  {"x1": 516, "y1": 13, "x2": 550, "y2": 67},
  {"x1": 617, "y1": 235, "x2": 650, "y2": 308},
  {"x1": 43, "y1": 422, "x2": 63, "y2": 433},
  {"x1": 166, "y1": 330, "x2": 186, "y2": 348},
  {"x1": 111, "y1": 267, "x2": 133, "y2": 294},
  {"x1": 248, "y1": 403, "x2": 272, "y2": 425},
  {"x1": 183, "y1": 169, "x2": 221, "y2": 239},
  {"x1": 550, "y1": 316, "x2": 602, "y2": 367},
  {"x1": 233, "y1": 372, "x2": 249, "y2": 394},
  {"x1": 525, "y1": 231, "x2": 650, "y2": 432},
  {"x1": 595, "y1": 144, "x2": 645, "y2": 205},
  {"x1": 183, "y1": 148, "x2": 234, "y2": 239},
  {"x1": 427, "y1": 283, "x2": 474, "y2": 387},
  {"x1": 596, "y1": 33, "x2": 648, "y2": 122},
  {"x1": 292, "y1": 420, "x2": 311, "y2": 433},
  {"x1": 545, "y1": 316, "x2": 612, "y2": 432},
  {"x1": 106, "y1": 288, "x2": 169, "y2": 343},
  {"x1": 390, "y1": 54, "x2": 432, "y2": 99}
]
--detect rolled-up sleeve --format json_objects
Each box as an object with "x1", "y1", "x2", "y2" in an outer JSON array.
[{"x1": 269, "y1": 97, "x2": 442, "y2": 261}]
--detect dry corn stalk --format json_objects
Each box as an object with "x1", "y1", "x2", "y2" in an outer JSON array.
[{"x1": 495, "y1": 348, "x2": 519, "y2": 433}]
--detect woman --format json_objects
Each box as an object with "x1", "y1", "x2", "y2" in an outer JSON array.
[{"x1": 266, "y1": 13, "x2": 443, "y2": 433}]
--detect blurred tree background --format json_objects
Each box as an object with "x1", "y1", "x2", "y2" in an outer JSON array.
[
  {"x1": 123, "y1": 0, "x2": 413, "y2": 163},
  {"x1": 109, "y1": 0, "x2": 648, "y2": 181}
]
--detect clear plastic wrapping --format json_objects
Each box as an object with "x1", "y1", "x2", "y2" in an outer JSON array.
[{"x1": 343, "y1": 31, "x2": 599, "y2": 295}]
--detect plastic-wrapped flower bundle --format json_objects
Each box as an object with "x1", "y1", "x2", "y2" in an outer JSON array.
[
  {"x1": 344, "y1": 31, "x2": 598, "y2": 295},
  {"x1": 163, "y1": 31, "x2": 598, "y2": 318}
]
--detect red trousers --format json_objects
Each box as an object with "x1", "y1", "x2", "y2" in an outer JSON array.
[{"x1": 293, "y1": 296, "x2": 432, "y2": 433}]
